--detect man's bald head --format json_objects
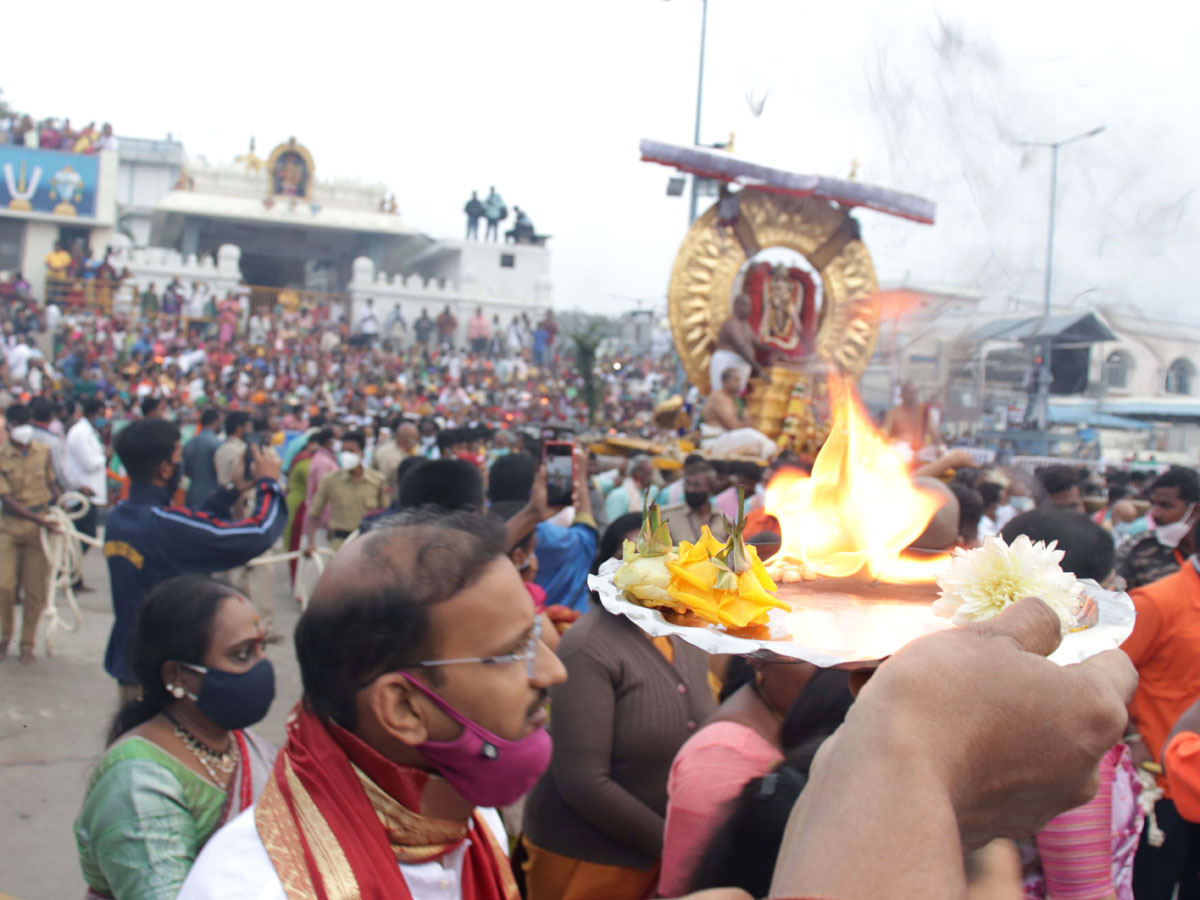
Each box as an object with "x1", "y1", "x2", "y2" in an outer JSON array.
[
  {"x1": 629, "y1": 454, "x2": 654, "y2": 487},
  {"x1": 295, "y1": 509, "x2": 507, "y2": 731},
  {"x1": 1110, "y1": 498, "x2": 1139, "y2": 525},
  {"x1": 911, "y1": 477, "x2": 960, "y2": 552},
  {"x1": 395, "y1": 422, "x2": 419, "y2": 449}
]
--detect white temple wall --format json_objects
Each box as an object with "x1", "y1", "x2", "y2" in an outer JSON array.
[
  {"x1": 106, "y1": 236, "x2": 244, "y2": 314},
  {"x1": 348, "y1": 255, "x2": 547, "y2": 347},
  {"x1": 407, "y1": 239, "x2": 553, "y2": 309},
  {"x1": 93, "y1": 151, "x2": 119, "y2": 227}
]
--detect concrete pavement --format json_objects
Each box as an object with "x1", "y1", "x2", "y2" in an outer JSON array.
[{"x1": 0, "y1": 539, "x2": 306, "y2": 900}]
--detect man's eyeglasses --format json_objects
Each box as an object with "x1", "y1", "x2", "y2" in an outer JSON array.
[{"x1": 414, "y1": 616, "x2": 543, "y2": 678}]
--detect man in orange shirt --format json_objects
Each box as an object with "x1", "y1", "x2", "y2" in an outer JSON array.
[
  {"x1": 1165, "y1": 698, "x2": 1200, "y2": 825},
  {"x1": 1121, "y1": 533, "x2": 1200, "y2": 900}
]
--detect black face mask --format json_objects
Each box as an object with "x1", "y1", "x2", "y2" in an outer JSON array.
[
  {"x1": 685, "y1": 490, "x2": 710, "y2": 510},
  {"x1": 165, "y1": 462, "x2": 183, "y2": 497},
  {"x1": 183, "y1": 658, "x2": 276, "y2": 730}
]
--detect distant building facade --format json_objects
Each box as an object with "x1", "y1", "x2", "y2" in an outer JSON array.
[{"x1": 2, "y1": 134, "x2": 555, "y2": 343}]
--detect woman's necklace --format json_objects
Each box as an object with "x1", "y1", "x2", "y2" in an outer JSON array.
[
  {"x1": 164, "y1": 710, "x2": 237, "y2": 788},
  {"x1": 751, "y1": 677, "x2": 787, "y2": 724}
]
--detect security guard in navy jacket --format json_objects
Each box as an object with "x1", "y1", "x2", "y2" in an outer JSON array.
[{"x1": 103, "y1": 419, "x2": 287, "y2": 700}]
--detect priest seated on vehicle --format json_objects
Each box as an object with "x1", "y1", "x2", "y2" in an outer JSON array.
[{"x1": 700, "y1": 367, "x2": 779, "y2": 459}]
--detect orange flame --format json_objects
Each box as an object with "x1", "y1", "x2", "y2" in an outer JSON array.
[{"x1": 765, "y1": 372, "x2": 948, "y2": 583}]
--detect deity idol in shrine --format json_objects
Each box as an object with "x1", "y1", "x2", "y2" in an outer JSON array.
[{"x1": 745, "y1": 262, "x2": 818, "y2": 364}]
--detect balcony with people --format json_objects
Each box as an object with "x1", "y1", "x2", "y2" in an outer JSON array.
[{"x1": 1, "y1": 112, "x2": 118, "y2": 155}]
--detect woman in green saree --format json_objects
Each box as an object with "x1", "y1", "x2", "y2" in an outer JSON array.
[{"x1": 75, "y1": 575, "x2": 277, "y2": 900}]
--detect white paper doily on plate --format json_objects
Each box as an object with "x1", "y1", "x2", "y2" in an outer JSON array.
[{"x1": 590, "y1": 558, "x2": 1135, "y2": 669}]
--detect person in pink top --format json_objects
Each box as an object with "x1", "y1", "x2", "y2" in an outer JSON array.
[
  {"x1": 1021, "y1": 744, "x2": 1142, "y2": 900},
  {"x1": 659, "y1": 661, "x2": 852, "y2": 896},
  {"x1": 999, "y1": 507, "x2": 1143, "y2": 900},
  {"x1": 467, "y1": 305, "x2": 491, "y2": 356}
]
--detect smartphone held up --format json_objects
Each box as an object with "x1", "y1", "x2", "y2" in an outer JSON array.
[{"x1": 544, "y1": 441, "x2": 575, "y2": 507}]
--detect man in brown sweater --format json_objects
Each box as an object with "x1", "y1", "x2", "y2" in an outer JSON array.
[{"x1": 522, "y1": 603, "x2": 715, "y2": 896}]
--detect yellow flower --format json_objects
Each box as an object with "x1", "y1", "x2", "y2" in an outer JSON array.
[
  {"x1": 617, "y1": 521, "x2": 784, "y2": 630},
  {"x1": 933, "y1": 534, "x2": 1082, "y2": 633}
]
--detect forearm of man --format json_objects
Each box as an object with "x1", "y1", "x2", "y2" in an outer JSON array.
[
  {"x1": 505, "y1": 507, "x2": 541, "y2": 553},
  {"x1": 911, "y1": 458, "x2": 951, "y2": 480},
  {"x1": 0, "y1": 495, "x2": 47, "y2": 525},
  {"x1": 768, "y1": 732, "x2": 965, "y2": 899},
  {"x1": 1165, "y1": 701, "x2": 1200, "y2": 823},
  {"x1": 1170, "y1": 698, "x2": 1200, "y2": 748},
  {"x1": 574, "y1": 477, "x2": 594, "y2": 522}
]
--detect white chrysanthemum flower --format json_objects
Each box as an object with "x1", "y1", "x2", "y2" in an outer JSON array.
[{"x1": 933, "y1": 534, "x2": 1083, "y2": 633}]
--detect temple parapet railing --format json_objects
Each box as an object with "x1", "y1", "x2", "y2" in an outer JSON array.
[
  {"x1": 43, "y1": 278, "x2": 125, "y2": 314},
  {"x1": 55, "y1": 237, "x2": 247, "y2": 317},
  {"x1": 246, "y1": 286, "x2": 350, "y2": 317},
  {"x1": 347, "y1": 255, "x2": 550, "y2": 347}
]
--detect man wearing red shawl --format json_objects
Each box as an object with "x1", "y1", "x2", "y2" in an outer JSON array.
[{"x1": 178, "y1": 509, "x2": 565, "y2": 900}]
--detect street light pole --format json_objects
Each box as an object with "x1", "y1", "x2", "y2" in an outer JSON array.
[
  {"x1": 687, "y1": 0, "x2": 709, "y2": 223},
  {"x1": 1037, "y1": 141, "x2": 1060, "y2": 432},
  {"x1": 1018, "y1": 125, "x2": 1105, "y2": 431}
]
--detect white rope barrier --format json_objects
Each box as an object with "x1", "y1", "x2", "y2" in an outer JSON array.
[
  {"x1": 38, "y1": 500, "x2": 346, "y2": 651},
  {"x1": 40, "y1": 491, "x2": 102, "y2": 654},
  {"x1": 1137, "y1": 767, "x2": 1166, "y2": 848},
  {"x1": 245, "y1": 545, "x2": 336, "y2": 611}
]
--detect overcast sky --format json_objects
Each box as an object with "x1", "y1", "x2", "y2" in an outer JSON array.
[{"x1": 4, "y1": 0, "x2": 1197, "y2": 319}]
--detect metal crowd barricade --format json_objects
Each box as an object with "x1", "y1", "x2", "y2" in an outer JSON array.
[
  {"x1": 44, "y1": 276, "x2": 123, "y2": 313},
  {"x1": 246, "y1": 285, "x2": 350, "y2": 318}
]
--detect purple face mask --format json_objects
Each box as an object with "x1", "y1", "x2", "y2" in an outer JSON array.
[{"x1": 401, "y1": 673, "x2": 552, "y2": 808}]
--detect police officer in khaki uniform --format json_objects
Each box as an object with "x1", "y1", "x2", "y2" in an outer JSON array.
[
  {"x1": 0, "y1": 404, "x2": 60, "y2": 664},
  {"x1": 304, "y1": 431, "x2": 387, "y2": 554}
]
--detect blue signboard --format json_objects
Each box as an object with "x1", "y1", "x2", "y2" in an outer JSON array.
[{"x1": 0, "y1": 145, "x2": 99, "y2": 219}]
